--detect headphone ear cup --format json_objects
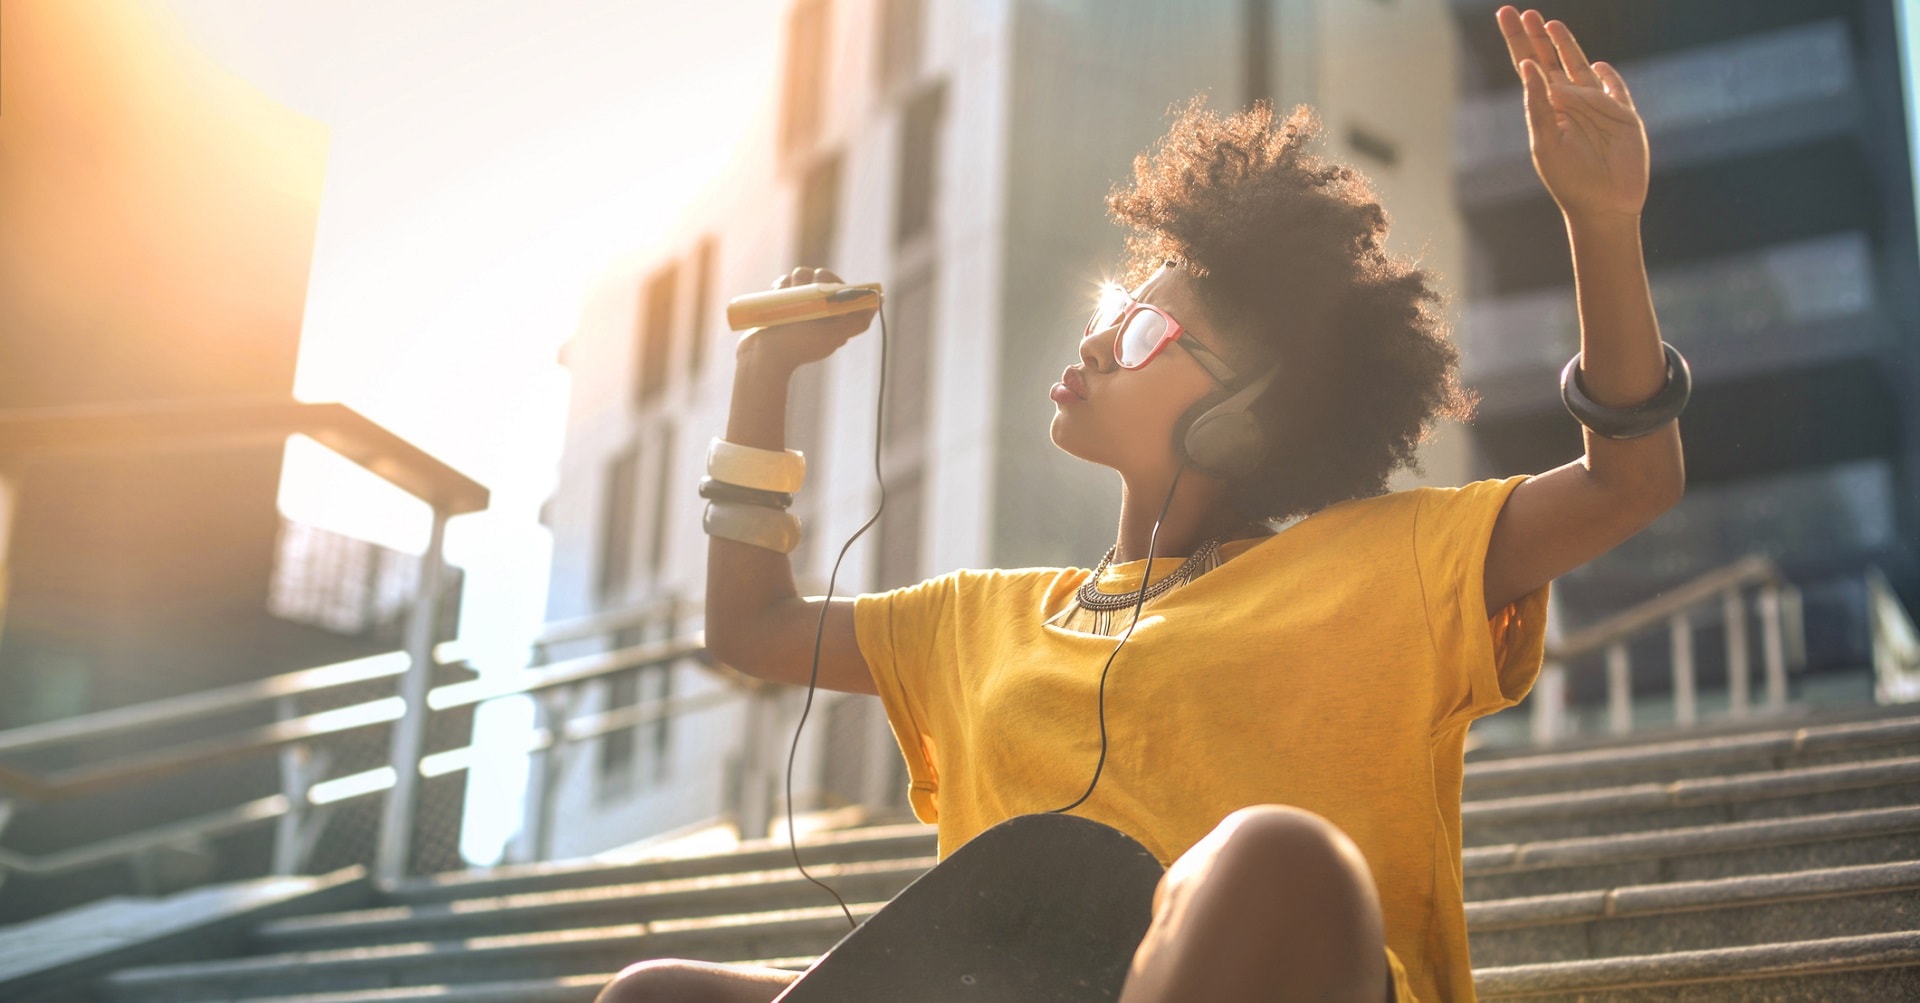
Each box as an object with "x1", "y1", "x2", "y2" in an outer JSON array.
[
  {"x1": 1175, "y1": 364, "x2": 1280, "y2": 480},
  {"x1": 1173, "y1": 392, "x2": 1229, "y2": 472},
  {"x1": 1184, "y1": 408, "x2": 1267, "y2": 479}
]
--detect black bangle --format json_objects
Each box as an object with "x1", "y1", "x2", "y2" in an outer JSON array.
[
  {"x1": 698, "y1": 476, "x2": 794, "y2": 509},
  {"x1": 1560, "y1": 341, "x2": 1691, "y2": 440}
]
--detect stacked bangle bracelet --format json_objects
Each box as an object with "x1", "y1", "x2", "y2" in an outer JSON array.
[
  {"x1": 707, "y1": 438, "x2": 805, "y2": 493},
  {"x1": 704, "y1": 501, "x2": 802, "y2": 554},
  {"x1": 1560, "y1": 342, "x2": 1691, "y2": 440},
  {"x1": 701, "y1": 438, "x2": 806, "y2": 554},
  {"x1": 698, "y1": 476, "x2": 793, "y2": 510}
]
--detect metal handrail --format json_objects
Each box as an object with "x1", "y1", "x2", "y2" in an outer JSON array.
[
  {"x1": 0, "y1": 633, "x2": 715, "y2": 804},
  {"x1": 1548, "y1": 555, "x2": 1784, "y2": 659},
  {"x1": 0, "y1": 397, "x2": 490, "y2": 886},
  {"x1": 0, "y1": 397, "x2": 489, "y2": 516},
  {"x1": 1528, "y1": 553, "x2": 1807, "y2": 744},
  {"x1": 0, "y1": 591, "x2": 731, "y2": 891},
  {"x1": 0, "y1": 644, "x2": 467, "y2": 758}
]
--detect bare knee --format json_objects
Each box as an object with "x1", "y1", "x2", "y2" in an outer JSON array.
[
  {"x1": 1205, "y1": 803, "x2": 1374, "y2": 883},
  {"x1": 597, "y1": 959, "x2": 796, "y2": 1003},
  {"x1": 1168, "y1": 805, "x2": 1383, "y2": 922}
]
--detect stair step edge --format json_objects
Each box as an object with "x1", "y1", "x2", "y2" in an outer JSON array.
[
  {"x1": 1469, "y1": 860, "x2": 1920, "y2": 929},
  {"x1": 1472, "y1": 929, "x2": 1920, "y2": 997}
]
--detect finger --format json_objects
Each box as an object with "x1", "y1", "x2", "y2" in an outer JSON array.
[
  {"x1": 1520, "y1": 59, "x2": 1558, "y2": 145},
  {"x1": 774, "y1": 273, "x2": 790, "y2": 288},
  {"x1": 1593, "y1": 60, "x2": 1637, "y2": 111},
  {"x1": 1519, "y1": 9, "x2": 1563, "y2": 82},
  {"x1": 816, "y1": 268, "x2": 843, "y2": 284},
  {"x1": 1546, "y1": 19, "x2": 1601, "y2": 87},
  {"x1": 790, "y1": 266, "x2": 813, "y2": 287},
  {"x1": 1494, "y1": 6, "x2": 1533, "y2": 82}
]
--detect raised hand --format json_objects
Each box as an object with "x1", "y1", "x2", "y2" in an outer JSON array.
[
  {"x1": 1496, "y1": 6, "x2": 1649, "y2": 222},
  {"x1": 737, "y1": 265, "x2": 878, "y2": 374}
]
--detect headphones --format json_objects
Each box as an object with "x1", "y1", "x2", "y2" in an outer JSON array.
[{"x1": 1175, "y1": 364, "x2": 1281, "y2": 480}]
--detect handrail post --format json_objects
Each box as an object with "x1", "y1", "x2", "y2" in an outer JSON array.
[
  {"x1": 1724, "y1": 588, "x2": 1750, "y2": 718},
  {"x1": 1606, "y1": 641, "x2": 1632, "y2": 735},
  {"x1": 272, "y1": 696, "x2": 308, "y2": 875},
  {"x1": 1531, "y1": 661, "x2": 1567, "y2": 744},
  {"x1": 375, "y1": 506, "x2": 451, "y2": 885},
  {"x1": 1759, "y1": 585, "x2": 1788, "y2": 713},
  {"x1": 1670, "y1": 611, "x2": 1696, "y2": 727},
  {"x1": 529, "y1": 684, "x2": 585, "y2": 862},
  {"x1": 0, "y1": 797, "x2": 15, "y2": 893}
]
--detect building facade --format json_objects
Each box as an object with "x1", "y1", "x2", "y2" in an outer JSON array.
[
  {"x1": 534, "y1": 0, "x2": 1466, "y2": 861},
  {"x1": 1447, "y1": 0, "x2": 1920, "y2": 737}
]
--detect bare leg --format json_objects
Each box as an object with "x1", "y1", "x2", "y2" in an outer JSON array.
[
  {"x1": 1117, "y1": 805, "x2": 1390, "y2": 1003},
  {"x1": 596, "y1": 959, "x2": 800, "y2": 1003}
]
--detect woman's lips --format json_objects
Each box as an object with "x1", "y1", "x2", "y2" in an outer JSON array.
[{"x1": 1051, "y1": 366, "x2": 1088, "y2": 404}]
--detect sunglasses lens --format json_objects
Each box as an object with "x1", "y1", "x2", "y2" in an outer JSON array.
[
  {"x1": 1116, "y1": 310, "x2": 1168, "y2": 367},
  {"x1": 1087, "y1": 293, "x2": 1126, "y2": 336}
]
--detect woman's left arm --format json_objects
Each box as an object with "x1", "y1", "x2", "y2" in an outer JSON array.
[{"x1": 1480, "y1": 6, "x2": 1686, "y2": 614}]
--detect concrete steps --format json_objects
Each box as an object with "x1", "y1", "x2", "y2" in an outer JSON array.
[{"x1": 44, "y1": 706, "x2": 1920, "y2": 1001}]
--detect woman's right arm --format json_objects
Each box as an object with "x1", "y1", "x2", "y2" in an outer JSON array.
[{"x1": 703, "y1": 267, "x2": 879, "y2": 696}]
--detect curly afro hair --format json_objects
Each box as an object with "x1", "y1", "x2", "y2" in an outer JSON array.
[{"x1": 1106, "y1": 96, "x2": 1478, "y2": 523}]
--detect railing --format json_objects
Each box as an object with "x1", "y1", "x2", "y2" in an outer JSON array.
[
  {"x1": 1528, "y1": 554, "x2": 1807, "y2": 744},
  {"x1": 0, "y1": 613, "x2": 747, "y2": 894},
  {"x1": 0, "y1": 397, "x2": 489, "y2": 887},
  {"x1": 1869, "y1": 565, "x2": 1920, "y2": 705}
]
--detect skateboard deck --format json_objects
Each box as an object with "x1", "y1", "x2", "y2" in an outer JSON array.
[{"x1": 772, "y1": 813, "x2": 1165, "y2": 1002}]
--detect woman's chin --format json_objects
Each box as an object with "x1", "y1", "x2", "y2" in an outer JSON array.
[{"x1": 1048, "y1": 416, "x2": 1109, "y2": 466}]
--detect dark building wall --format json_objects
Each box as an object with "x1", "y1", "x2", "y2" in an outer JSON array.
[
  {"x1": 0, "y1": 0, "x2": 335, "y2": 720},
  {"x1": 0, "y1": 0, "x2": 466, "y2": 921},
  {"x1": 1448, "y1": 0, "x2": 1919, "y2": 681}
]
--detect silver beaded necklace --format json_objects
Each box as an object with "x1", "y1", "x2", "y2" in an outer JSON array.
[{"x1": 1071, "y1": 537, "x2": 1223, "y2": 635}]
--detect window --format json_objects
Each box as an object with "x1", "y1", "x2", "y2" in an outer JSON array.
[
  {"x1": 796, "y1": 152, "x2": 843, "y2": 267},
  {"x1": 1347, "y1": 124, "x2": 1398, "y2": 168},
  {"x1": 895, "y1": 81, "x2": 947, "y2": 248},
  {"x1": 596, "y1": 445, "x2": 641, "y2": 602},
  {"x1": 687, "y1": 237, "x2": 717, "y2": 378},
  {"x1": 1243, "y1": 0, "x2": 1271, "y2": 108},
  {"x1": 787, "y1": 153, "x2": 843, "y2": 571},
  {"x1": 647, "y1": 421, "x2": 676, "y2": 579},
  {"x1": 885, "y1": 267, "x2": 936, "y2": 446},
  {"x1": 635, "y1": 263, "x2": 678, "y2": 407},
  {"x1": 780, "y1": 0, "x2": 832, "y2": 157},
  {"x1": 874, "y1": 0, "x2": 925, "y2": 93},
  {"x1": 873, "y1": 465, "x2": 924, "y2": 590},
  {"x1": 819, "y1": 694, "x2": 874, "y2": 808},
  {"x1": 598, "y1": 669, "x2": 639, "y2": 790},
  {"x1": 596, "y1": 629, "x2": 676, "y2": 793}
]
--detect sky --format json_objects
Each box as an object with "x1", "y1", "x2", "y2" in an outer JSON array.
[{"x1": 154, "y1": 0, "x2": 788, "y2": 863}]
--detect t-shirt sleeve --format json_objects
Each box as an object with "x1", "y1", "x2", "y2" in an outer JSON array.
[
  {"x1": 1414, "y1": 474, "x2": 1553, "y2": 729},
  {"x1": 852, "y1": 573, "x2": 957, "y2": 823}
]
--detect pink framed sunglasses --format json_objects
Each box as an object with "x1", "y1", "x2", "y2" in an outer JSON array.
[{"x1": 1086, "y1": 282, "x2": 1242, "y2": 387}]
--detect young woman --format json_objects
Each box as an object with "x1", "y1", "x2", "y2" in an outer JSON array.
[{"x1": 600, "y1": 7, "x2": 1684, "y2": 1002}]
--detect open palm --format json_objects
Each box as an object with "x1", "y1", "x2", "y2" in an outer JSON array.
[{"x1": 1496, "y1": 6, "x2": 1649, "y2": 221}]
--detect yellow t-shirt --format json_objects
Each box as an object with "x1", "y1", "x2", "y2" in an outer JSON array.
[{"x1": 852, "y1": 474, "x2": 1552, "y2": 1003}]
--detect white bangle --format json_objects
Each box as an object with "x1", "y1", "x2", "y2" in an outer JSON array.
[
  {"x1": 707, "y1": 438, "x2": 806, "y2": 494},
  {"x1": 703, "y1": 501, "x2": 803, "y2": 554}
]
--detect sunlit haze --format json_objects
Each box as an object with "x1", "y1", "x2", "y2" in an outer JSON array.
[{"x1": 154, "y1": 0, "x2": 788, "y2": 863}]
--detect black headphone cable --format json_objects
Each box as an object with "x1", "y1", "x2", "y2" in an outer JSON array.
[
  {"x1": 782, "y1": 288, "x2": 886, "y2": 931},
  {"x1": 1047, "y1": 465, "x2": 1184, "y2": 815}
]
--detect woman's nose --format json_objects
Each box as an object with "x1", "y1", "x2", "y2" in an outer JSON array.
[{"x1": 1078, "y1": 317, "x2": 1119, "y2": 371}]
